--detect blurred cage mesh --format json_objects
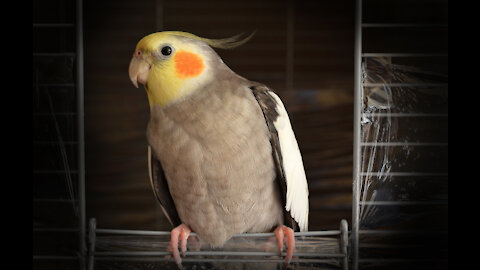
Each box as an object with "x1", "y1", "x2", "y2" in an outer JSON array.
[
  {"x1": 33, "y1": 0, "x2": 86, "y2": 269},
  {"x1": 352, "y1": 0, "x2": 448, "y2": 270}
]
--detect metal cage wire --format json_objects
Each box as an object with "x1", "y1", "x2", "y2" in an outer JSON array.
[
  {"x1": 352, "y1": 0, "x2": 448, "y2": 269},
  {"x1": 87, "y1": 218, "x2": 349, "y2": 270},
  {"x1": 33, "y1": 0, "x2": 86, "y2": 269}
]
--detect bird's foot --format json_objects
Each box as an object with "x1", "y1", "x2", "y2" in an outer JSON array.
[
  {"x1": 168, "y1": 224, "x2": 192, "y2": 266},
  {"x1": 273, "y1": 225, "x2": 296, "y2": 264}
]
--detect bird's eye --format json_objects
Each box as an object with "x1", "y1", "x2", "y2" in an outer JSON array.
[{"x1": 161, "y1": 46, "x2": 172, "y2": 56}]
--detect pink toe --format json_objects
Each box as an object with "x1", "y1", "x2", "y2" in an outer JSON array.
[
  {"x1": 274, "y1": 226, "x2": 285, "y2": 255},
  {"x1": 273, "y1": 225, "x2": 296, "y2": 264},
  {"x1": 170, "y1": 228, "x2": 181, "y2": 264},
  {"x1": 169, "y1": 224, "x2": 192, "y2": 264},
  {"x1": 282, "y1": 226, "x2": 296, "y2": 264},
  {"x1": 180, "y1": 227, "x2": 191, "y2": 257}
]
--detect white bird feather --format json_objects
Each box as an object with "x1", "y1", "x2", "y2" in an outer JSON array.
[{"x1": 268, "y1": 92, "x2": 309, "y2": 232}]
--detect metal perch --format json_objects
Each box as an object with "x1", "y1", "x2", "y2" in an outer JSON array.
[{"x1": 88, "y1": 218, "x2": 349, "y2": 270}]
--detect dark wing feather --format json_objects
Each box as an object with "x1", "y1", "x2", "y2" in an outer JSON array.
[
  {"x1": 250, "y1": 85, "x2": 300, "y2": 232},
  {"x1": 148, "y1": 146, "x2": 181, "y2": 227}
]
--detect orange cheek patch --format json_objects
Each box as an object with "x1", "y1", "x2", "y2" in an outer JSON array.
[{"x1": 174, "y1": 51, "x2": 205, "y2": 78}]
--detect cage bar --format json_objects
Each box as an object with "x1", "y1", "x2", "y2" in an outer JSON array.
[
  {"x1": 33, "y1": 83, "x2": 76, "y2": 87},
  {"x1": 358, "y1": 201, "x2": 447, "y2": 206},
  {"x1": 362, "y1": 83, "x2": 448, "y2": 87},
  {"x1": 361, "y1": 23, "x2": 448, "y2": 28},
  {"x1": 359, "y1": 172, "x2": 448, "y2": 177},
  {"x1": 360, "y1": 142, "x2": 448, "y2": 146},
  {"x1": 358, "y1": 230, "x2": 447, "y2": 235},
  {"x1": 34, "y1": 198, "x2": 78, "y2": 202},
  {"x1": 362, "y1": 113, "x2": 448, "y2": 117},
  {"x1": 33, "y1": 0, "x2": 86, "y2": 269},
  {"x1": 34, "y1": 170, "x2": 79, "y2": 174},
  {"x1": 33, "y1": 23, "x2": 75, "y2": 28},
  {"x1": 362, "y1": 53, "x2": 448, "y2": 57},
  {"x1": 33, "y1": 53, "x2": 76, "y2": 56},
  {"x1": 352, "y1": 1, "x2": 363, "y2": 270},
  {"x1": 34, "y1": 256, "x2": 80, "y2": 260},
  {"x1": 352, "y1": 0, "x2": 448, "y2": 269},
  {"x1": 76, "y1": 0, "x2": 87, "y2": 269},
  {"x1": 95, "y1": 228, "x2": 343, "y2": 237},
  {"x1": 34, "y1": 228, "x2": 81, "y2": 232},
  {"x1": 87, "y1": 218, "x2": 350, "y2": 270}
]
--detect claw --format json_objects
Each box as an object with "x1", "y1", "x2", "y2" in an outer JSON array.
[
  {"x1": 169, "y1": 224, "x2": 192, "y2": 266},
  {"x1": 274, "y1": 225, "x2": 296, "y2": 264}
]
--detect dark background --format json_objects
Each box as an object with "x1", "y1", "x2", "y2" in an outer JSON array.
[{"x1": 33, "y1": 0, "x2": 448, "y2": 269}]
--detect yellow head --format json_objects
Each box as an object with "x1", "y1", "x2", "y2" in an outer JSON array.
[{"x1": 128, "y1": 31, "x2": 254, "y2": 108}]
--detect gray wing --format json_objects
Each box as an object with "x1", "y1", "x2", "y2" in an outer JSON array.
[
  {"x1": 148, "y1": 146, "x2": 181, "y2": 227},
  {"x1": 250, "y1": 84, "x2": 309, "y2": 232}
]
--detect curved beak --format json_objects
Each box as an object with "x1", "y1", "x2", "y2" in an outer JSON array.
[{"x1": 128, "y1": 54, "x2": 151, "y2": 88}]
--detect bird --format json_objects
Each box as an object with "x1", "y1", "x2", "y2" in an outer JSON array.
[{"x1": 128, "y1": 31, "x2": 309, "y2": 267}]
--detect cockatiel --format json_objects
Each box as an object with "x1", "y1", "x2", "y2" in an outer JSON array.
[{"x1": 128, "y1": 31, "x2": 309, "y2": 266}]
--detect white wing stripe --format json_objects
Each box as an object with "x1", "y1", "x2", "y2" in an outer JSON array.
[{"x1": 268, "y1": 92, "x2": 309, "y2": 232}]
